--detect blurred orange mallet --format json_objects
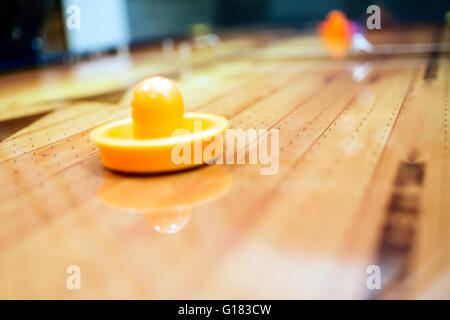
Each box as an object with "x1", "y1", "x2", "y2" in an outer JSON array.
[{"x1": 318, "y1": 10, "x2": 354, "y2": 58}]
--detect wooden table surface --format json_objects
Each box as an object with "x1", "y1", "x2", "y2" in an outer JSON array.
[{"x1": 0, "y1": 24, "x2": 449, "y2": 299}]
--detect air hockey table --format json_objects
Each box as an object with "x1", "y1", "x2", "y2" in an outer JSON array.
[{"x1": 0, "y1": 24, "x2": 449, "y2": 299}]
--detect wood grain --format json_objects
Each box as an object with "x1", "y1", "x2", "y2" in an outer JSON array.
[{"x1": 0, "y1": 25, "x2": 448, "y2": 299}]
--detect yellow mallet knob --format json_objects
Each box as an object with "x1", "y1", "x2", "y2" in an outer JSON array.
[{"x1": 131, "y1": 76, "x2": 184, "y2": 139}]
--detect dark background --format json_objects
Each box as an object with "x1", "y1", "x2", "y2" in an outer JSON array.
[{"x1": 1, "y1": 0, "x2": 449, "y2": 72}]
